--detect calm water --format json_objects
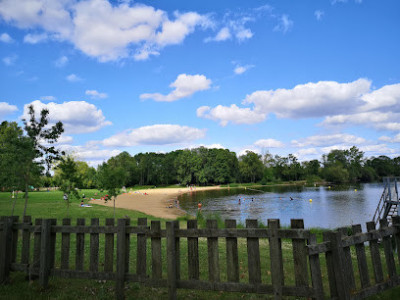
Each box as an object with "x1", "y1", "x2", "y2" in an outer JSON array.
[{"x1": 178, "y1": 183, "x2": 384, "y2": 229}]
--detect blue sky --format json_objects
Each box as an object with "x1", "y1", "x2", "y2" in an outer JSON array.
[{"x1": 1, "y1": 0, "x2": 399, "y2": 166}]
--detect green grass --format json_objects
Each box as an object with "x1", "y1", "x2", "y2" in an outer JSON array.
[{"x1": 1, "y1": 190, "x2": 400, "y2": 299}]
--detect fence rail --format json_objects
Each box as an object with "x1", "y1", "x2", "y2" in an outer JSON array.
[{"x1": 1, "y1": 215, "x2": 400, "y2": 299}]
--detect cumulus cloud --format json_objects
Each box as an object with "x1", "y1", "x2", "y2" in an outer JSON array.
[
  {"x1": 0, "y1": 0, "x2": 212, "y2": 62},
  {"x1": 102, "y1": 124, "x2": 206, "y2": 147},
  {"x1": 22, "y1": 100, "x2": 112, "y2": 134},
  {"x1": 205, "y1": 14, "x2": 253, "y2": 43},
  {"x1": 66, "y1": 74, "x2": 82, "y2": 82},
  {"x1": 0, "y1": 102, "x2": 18, "y2": 119},
  {"x1": 291, "y1": 133, "x2": 366, "y2": 148},
  {"x1": 85, "y1": 90, "x2": 108, "y2": 99},
  {"x1": 254, "y1": 139, "x2": 284, "y2": 148},
  {"x1": 0, "y1": 32, "x2": 13, "y2": 43},
  {"x1": 234, "y1": 64, "x2": 254, "y2": 75},
  {"x1": 2, "y1": 54, "x2": 17, "y2": 66},
  {"x1": 244, "y1": 78, "x2": 371, "y2": 119},
  {"x1": 140, "y1": 74, "x2": 211, "y2": 102},
  {"x1": 23, "y1": 33, "x2": 48, "y2": 44},
  {"x1": 273, "y1": 14, "x2": 293, "y2": 33},
  {"x1": 54, "y1": 56, "x2": 68, "y2": 67},
  {"x1": 197, "y1": 104, "x2": 266, "y2": 126}
]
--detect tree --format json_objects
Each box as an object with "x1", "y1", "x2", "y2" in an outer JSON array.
[
  {"x1": 21, "y1": 105, "x2": 64, "y2": 217},
  {"x1": 56, "y1": 156, "x2": 81, "y2": 216},
  {"x1": 239, "y1": 151, "x2": 263, "y2": 183},
  {"x1": 96, "y1": 162, "x2": 125, "y2": 219}
]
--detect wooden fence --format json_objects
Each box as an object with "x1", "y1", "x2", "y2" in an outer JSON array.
[{"x1": 1, "y1": 215, "x2": 400, "y2": 299}]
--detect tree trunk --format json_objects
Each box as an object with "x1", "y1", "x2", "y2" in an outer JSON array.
[
  {"x1": 113, "y1": 196, "x2": 116, "y2": 220},
  {"x1": 11, "y1": 191, "x2": 17, "y2": 216},
  {"x1": 23, "y1": 182, "x2": 28, "y2": 219}
]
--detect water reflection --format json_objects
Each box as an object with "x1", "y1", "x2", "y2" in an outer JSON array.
[{"x1": 178, "y1": 183, "x2": 383, "y2": 229}]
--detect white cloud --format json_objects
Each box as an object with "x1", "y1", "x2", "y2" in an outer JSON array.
[
  {"x1": 0, "y1": 0, "x2": 211, "y2": 62},
  {"x1": 2, "y1": 54, "x2": 17, "y2": 66},
  {"x1": 66, "y1": 74, "x2": 82, "y2": 82},
  {"x1": 0, "y1": 102, "x2": 18, "y2": 119},
  {"x1": 234, "y1": 64, "x2": 254, "y2": 75},
  {"x1": 379, "y1": 134, "x2": 400, "y2": 143},
  {"x1": 22, "y1": 100, "x2": 112, "y2": 134},
  {"x1": 360, "y1": 83, "x2": 400, "y2": 112},
  {"x1": 291, "y1": 133, "x2": 366, "y2": 148},
  {"x1": 244, "y1": 78, "x2": 370, "y2": 119},
  {"x1": 140, "y1": 74, "x2": 211, "y2": 102},
  {"x1": 314, "y1": 10, "x2": 324, "y2": 21},
  {"x1": 85, "y1": 90, "x2": 108, "y2": 99},
  {"x1": 0, "y1": 32, "x2": 13, "y2": 43},
  {"x1": 40, "y1": 95, "x2": 56, "y2": 101},
  {"x1": 197, "y1": 104, "x2": 266, "y2": 126},
  {"x1": 273, "y1": 14, "x2": 293, "y2": 34},
  {"x1": 254, "y1": 139, "x2": 284, "y2": 148},
  {"x1": 23, "y1": 33, "x2": 48, "y2": 44},
  {"x1": 102, "y1": 124, "x2": 206, "y2": 147},
  {"x1": 54, "y1": 56, "x2": 68, "y2": 67}
]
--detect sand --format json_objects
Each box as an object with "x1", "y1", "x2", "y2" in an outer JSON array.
[{"x1": 89, "y1": 186, "x2": 220, "y2": 219}]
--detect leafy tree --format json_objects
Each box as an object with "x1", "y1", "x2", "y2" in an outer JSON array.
[
  {"x1": 56, "y1": 156, "x2": 81, "y2": 216},
  {"x1": 239, "y1": 151, "x2": 263, "y2": 183},
  {"x1": 96, "y1": 162, "x2": 125, "y2": 219},
  {"x1": 21, "y1": 105, "x2": 64, "y2": 217}
]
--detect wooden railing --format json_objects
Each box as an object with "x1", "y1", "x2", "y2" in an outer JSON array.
[{"x1": 1, "y1": 215, "x2": 400, "y2": 299}]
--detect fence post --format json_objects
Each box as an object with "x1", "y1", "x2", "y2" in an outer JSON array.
[
  {"x1": 137, "y1": 218, "x2": 147, "y2": 279},
  {"x1": 307, "y1": 234, "x2": 324, "y2": 300},
  {"x1": 338, "y1": 227, "x2": 356, "y2": 292},
  {"x1": 225, "y1": 219, "x2": 239, "y2": 282},
  {"x1": 187, "y1": 219, "x2": 199, "y2": 280},
  {"x1": 151, "y1": 221, "x2": 162, "y2": 279},
  {"x1": 166, "y1": 221, "x2": 177, "y2": 300},
  {"x1": 11, "y1": 216, "x2": 19, "y2": 264},
  {"x1": 0, "y1": 217, "x2": 13, "y2": 284},
  {"x1": 366, "y1": 221, "x2": 384, "y2": 284},
  {"x1": 291, "y1": 219, "x2": 308, "y2": 287},
  {"x1": 379, "y1": 219, "x2": 396, "y2": 278},
  {"x1": 39, "y1": 219, "x2": 52, "y2": 288},
  {"x1": 352, "y1": 224, "x2": 370, "y2": 289},
  {"x1": 326, "y1": 231, "x2": 350, "y2": 300},
  {"x1": 246, "y1": 219, "x2": 261, "y2": 284},
  {"x1": 21, "y1": 216, "x2": 32, "y2": 266},
  {"x1": 268, "y1": 219, "x2": 284, "y2": 299},
  {"x1": 116, "y1": 218, "x2": 127, "y2": 300},
  {"x1": 392, "y1": 216, "x2": 400, "y2": 265},
  {"x1": 207, "y1": 219, "x2": 220, "y2": 282}
]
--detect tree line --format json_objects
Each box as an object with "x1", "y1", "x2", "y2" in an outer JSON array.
[{"x1": 2, "y1": 109, "x2": 400, "y2": 198}]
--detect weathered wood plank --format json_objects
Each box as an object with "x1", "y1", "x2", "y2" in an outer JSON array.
[
  {"x1": 174, "y1": 221, "x2": 181, "y2": 280},
  {"x1": 61, "y1": 219, "x2": 71, "y2": 270},
  {"x1": 246, "y1": 219, "x2": 261, "y2": 284},
  {"x1": 21, "y1": 216, "x2": 31, "y2": 265},
  {"x1": 116, "y1": 218, "x2": 127, "y2": 300},
  {"x1": 326, "y1": 231, "x2": 351, "y2": 300},
  {"x1": 39, "y1": 219, "x2": 51, "y2": 288},
  {"x1": 291, "y1": 219, "x2": 308, "y2": 288},
  {"x1": 187, "y1": 219, "x2": 199, "y2": 280},
  {"x1": 11, "y1": 216, "x2": 19, "y2": 264},
  {"x1": 75, "y1": 218, "x2": 85, "y2": 271},
  {"x1": 0, "y1": 217, "x2": 13, "y2": 283},
  {"x1": 307, "y1": 234, "x2": 324, "y2": 300},
  {"x1": 338, "y1": 227, "x2": 356, "y2": 292},
  {"x1": 125, "y1": 218, "x2": 130, "y2": 273},
  {"x1": 137, "y1": 218, "x2": 147, "y2": 278},
  {"x1": 392, "y1": 216, "x2": 400, "y2": 268},
  {"x1": 167, "y1": 221, "x2": 177, "y2": 300},
  {"x1": 90, "y1": 218, "x2": 99, "y2": 273},
  {"x1": 352, "y1": 224, "x2": 370, "y2": 289},
  {"x1": 31, "y1": 218, "x2": 42, "y2": 276},
  {"x1": 207, "y1": 219, "x2": 220, "y2": 282},
  {"x1": 104, "y1": 218, "x2": 114, "y2": 273},
  {"x1": 225, "y1": 219, "x2": 239, "y2": 282},
  {"x1": 380, "y1": 219, "x2": 396, "y2": 278},
  {"x1": 366, "y1": 221, "x2": 384, "y2": 284},
  {"x1": 322, "y1": 231, "x2": 338, "y2": 298},
  {"x1": 151, "y1": 220, "x2": 162, "y2": 279},
  {"x1": 268, "y1": 219, "x2": 284, "y2": 299},
  {"x1": 49, "y1": 219, "x2": 57, "y2": 269}
]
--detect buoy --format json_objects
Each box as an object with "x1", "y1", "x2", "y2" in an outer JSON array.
[
  {"x1": 309, "y1": 199, "x2": 312, "y2": 202},
  {"x1": 328, "y1": 186, "x2": 331, "y2": 189},
  {"x1": 354, "y1": 189, "x2": 357, "y2": 192}
]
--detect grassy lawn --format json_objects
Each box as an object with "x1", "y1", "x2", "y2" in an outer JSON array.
[{"x1": 1, "y1": 190, "x2": 400, "y2": 299}]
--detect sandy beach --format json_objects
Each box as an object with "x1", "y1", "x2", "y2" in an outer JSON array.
[{"x1": 89, "y1": 186, "x2": 220, "y2": 219}]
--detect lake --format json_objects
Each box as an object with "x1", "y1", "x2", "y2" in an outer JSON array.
[{"x1": 178, "y1": 183, "x2": 384, "y2": 229}]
